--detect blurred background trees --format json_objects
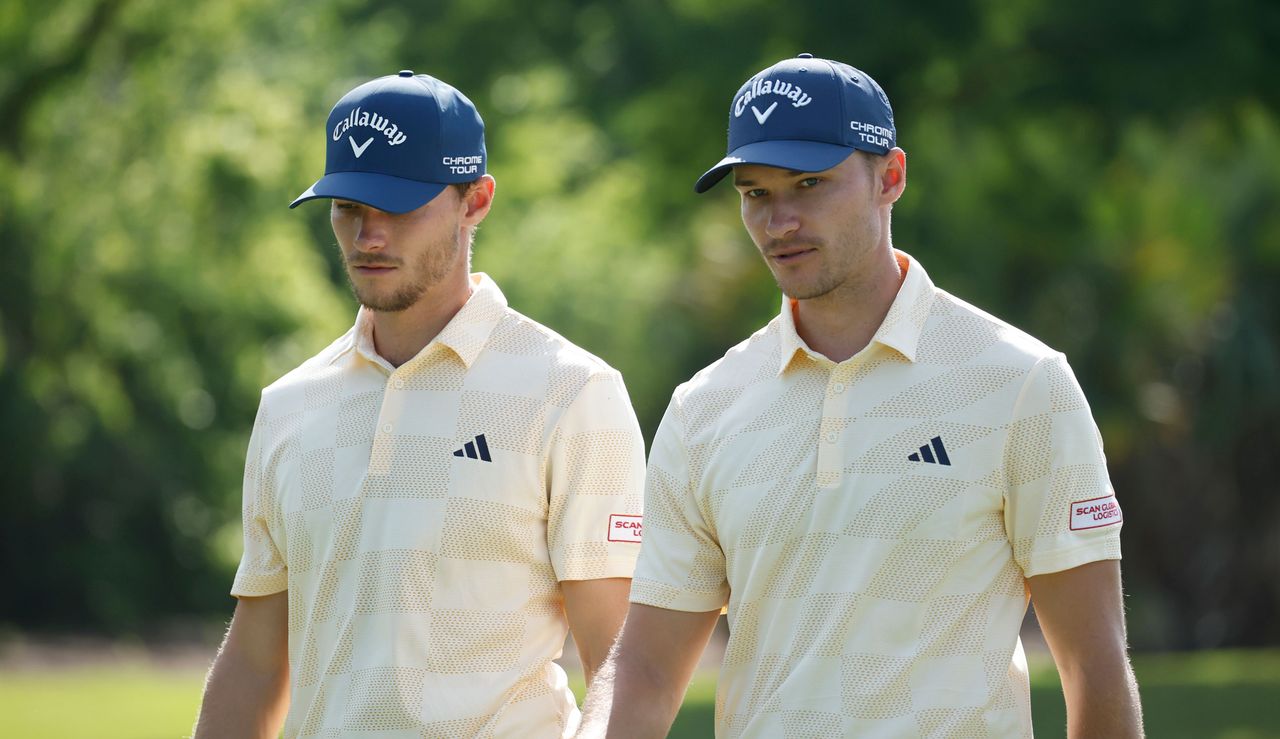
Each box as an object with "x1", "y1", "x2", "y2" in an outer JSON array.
[{"x1": 1, "y1": 0, "x2": 1276, "y2": 650}]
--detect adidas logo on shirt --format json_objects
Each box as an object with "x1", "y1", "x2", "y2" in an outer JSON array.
[
  {"x1": 452, "y1": 434, "x2": 492, "y2": 462},
  {"x1": 908, "y1": 436, "x2": 951, "y2": 466}
]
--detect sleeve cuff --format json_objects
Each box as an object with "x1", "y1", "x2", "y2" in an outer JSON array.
[
  {"x1": 1023, "y1": 539, "x2": 1122, "y2": 578},
  {"x1": 557, "y1": 553, "x2": 640, "y2": 582},
  {"x1": 231, "y1": 570, "x2": 288, "y2": 598},
  {"x1": 629, "y1": 577, "x2": 727, "y2": 613}
]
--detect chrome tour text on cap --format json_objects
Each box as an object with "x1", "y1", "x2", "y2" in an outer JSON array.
[
  {"x1": 291, "y1": 70, "x2": 486, "y2": 214},
  {"x1": 694, "y1": 54, "x2": 896, "y2": 193}
]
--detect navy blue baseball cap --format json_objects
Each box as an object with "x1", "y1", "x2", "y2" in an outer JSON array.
[
  {"x1": 291, "y1": 70, "x2": 486, "y2": 214},
  {"x1": 694, "y1": 54, "x2": 896, "y2": 193}
]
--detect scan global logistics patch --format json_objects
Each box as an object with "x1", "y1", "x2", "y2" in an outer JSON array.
[
  {"x1": 608, "y1": 514, "x2": 643, "y2": 543},
  {"x1": 1069, "y1": 494, "x2": 1122, "y2": 531}
]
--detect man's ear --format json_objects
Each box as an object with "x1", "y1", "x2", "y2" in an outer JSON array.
[
  {"x1": 880, "y1": 147, "x2": 907, "y2": 204},
  {"x1": 461, "y1": 174, "x2": 496, "y2": 227}
]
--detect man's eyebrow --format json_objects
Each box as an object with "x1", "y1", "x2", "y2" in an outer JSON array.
[{"x1": 734, "y1": 170, "x2": 810, "y2": 187}]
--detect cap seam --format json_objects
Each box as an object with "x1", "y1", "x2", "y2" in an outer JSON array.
[
  {"x1": 829, "y1": 59, "x2": 851, "y2": 148},
  {"x1": 321, "y1": 168, "x2": 448, "y2": 185}
]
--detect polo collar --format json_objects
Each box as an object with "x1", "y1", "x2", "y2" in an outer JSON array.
[
  {"x1": 778, "y1": 250, "x2": 936, "y2": 374},
  {"x1": 345, "y1": 272, "x2": 508, "y2": 370}
]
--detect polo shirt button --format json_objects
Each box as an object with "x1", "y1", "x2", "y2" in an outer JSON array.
[
  {"x1": 382, "y1": 423, "x2": 393, "y2": 434},
  {"x1": 393, "y1": 378, "x2": 405, "y2": 389},
  {"x1": 832, "y1": 382, "x2": 846, "y2": 394},
  {"x1": 825, "y1": 432, "x2": 838, "y2": 444}
]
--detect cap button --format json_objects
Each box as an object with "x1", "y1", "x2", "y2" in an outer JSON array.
[
  {"x1": 398, "y1": 69, "x2": 414, "y2": 77},
  {"x1": 797, "y1": 53, "x2": 814, "y2": 59}
]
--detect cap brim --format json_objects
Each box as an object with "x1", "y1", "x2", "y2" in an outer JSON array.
[
  {"x1": 289, "y1": 171, "x2": 449, "y2": 214},
  {"x1": 693, "y1": 140, "x2": 857, "y2": 193}
]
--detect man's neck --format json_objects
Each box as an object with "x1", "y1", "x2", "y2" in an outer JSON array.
[
  {"x1": 794, "y1": 248, "x2": 905, "y2": 364},
  {"x1": 369, "y1": 276, "x2": 473, "y2": 368}
]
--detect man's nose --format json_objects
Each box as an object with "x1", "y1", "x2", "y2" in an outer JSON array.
[
  {"x1": 764, "y1": 202, "x2": 801, "y2": 240},
  {"x1": 354, "y1": 208, "x2": 393, "y2": 251}
]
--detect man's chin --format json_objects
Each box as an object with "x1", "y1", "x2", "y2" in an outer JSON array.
[
  {"x1": 778, "y1": 281, "x2": 838, "y2": 302},
  {"x1": 775, "y1": 276, "x2": 813, "y2": 299},
  {"x1": 355, "y1": 289, "x2": 421, "y2": 313},
  {"x1": 361, "y1": 301, "x2": 415, "y2": 313}
]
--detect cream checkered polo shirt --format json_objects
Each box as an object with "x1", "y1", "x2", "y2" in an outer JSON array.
[
  {"x1": 631, "y1": 252, "x2": 1122, "y2": 737},
  {"x1": 233, "y1": 274, "x2": 645, "y2": 738}
]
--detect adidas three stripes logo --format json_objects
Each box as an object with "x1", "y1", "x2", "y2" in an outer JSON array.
[
  {"x1": 908, "y1": 436, "x2": 951, "y2": 466},
  {"x1": 452, "y1": 434, "x2": 492, "y2": 462}
]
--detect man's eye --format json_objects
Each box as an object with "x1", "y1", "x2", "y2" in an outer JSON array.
[
  {"x1": 799, "y1": 177, "x2": 821, "y2": 188},
  {"x1": 745, "y1": 189, "x2": 767, "y2": 198}
]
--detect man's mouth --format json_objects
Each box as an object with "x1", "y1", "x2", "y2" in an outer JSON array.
[
  {"x1": 768, "y1": 243, "x2": 819, "y2": 263},
  {"x1": 350, "y1": 261, "x2": 398, "y2": 274}
]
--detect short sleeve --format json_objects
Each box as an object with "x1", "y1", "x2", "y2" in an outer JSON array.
[
  {"x1": 231, "y1": 398, "x2": 288, "y2": 597},
  {"x1": 1004, "y1": 353, "x2": 1123, "y2": 577},
  {"x1": 546, "y1": 369, "x2": 646, "y2": 582},
  {"x1": 630, "y1": 398, "x2": 730, "y2": 612}
]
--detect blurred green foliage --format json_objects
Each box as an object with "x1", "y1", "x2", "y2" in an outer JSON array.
[{"x1": 0, "y1": 0, "x2": 1276, "y2": 649}]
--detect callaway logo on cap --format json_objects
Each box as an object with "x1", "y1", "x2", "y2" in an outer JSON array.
[
  {"x1": 694, "y1": 53, "x2": 896, "y2": 193},
  {"x1": 290, "y1": 70, "x2": 486, "y2": 214}
]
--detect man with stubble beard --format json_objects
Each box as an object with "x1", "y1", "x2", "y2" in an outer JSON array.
[
  {"x1": 581, "y1": 54, "x2": 1142, "y2": 738},
  {"x1": 195, "y1": 70, "x2": 645, "y2": 739}
]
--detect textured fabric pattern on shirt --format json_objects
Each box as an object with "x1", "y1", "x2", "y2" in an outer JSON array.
[
  {"x1": 233, "y1": 274, "x2": 645, "y2": 738},
  {"x1": 632, "y1": 252, "x2": 1121, "y2": 738}
]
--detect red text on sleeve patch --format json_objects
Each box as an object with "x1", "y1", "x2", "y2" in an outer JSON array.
[
  {"x1": 1069, "y1": 494, "x2": 1122, "y2": 531},
  {"x1": 607, "y1": 514, "x2": 643, "y2": 543}
]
